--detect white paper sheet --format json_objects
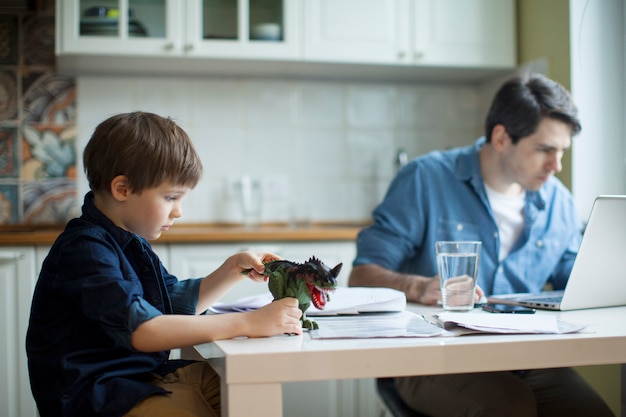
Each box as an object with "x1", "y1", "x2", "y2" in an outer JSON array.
[
  {"x1": 436, "y1": 312, "x2": 585, "y2": 334},
  {"x1": 209, "y1": 287, "x2": 407, "y2": 316},
  {"x1": 309, "y1": 311, "x2": 445, "y2": 339}
]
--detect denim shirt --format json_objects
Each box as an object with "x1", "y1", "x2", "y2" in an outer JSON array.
[
  {"x1": 354, "y1": 138, "x2": 583, "y2": 295},
  {"x1": 26, "y1": 192, "x2": 203, "y2": 417}
]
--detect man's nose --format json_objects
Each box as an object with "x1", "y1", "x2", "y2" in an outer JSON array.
[{"x1": 551, "y1": 151, "x2": 564, "y2": 173}]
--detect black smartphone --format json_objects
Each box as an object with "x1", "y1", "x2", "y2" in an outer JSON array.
[{"x1": 482, "y1": 303, "x2": 536, "y2": 314}]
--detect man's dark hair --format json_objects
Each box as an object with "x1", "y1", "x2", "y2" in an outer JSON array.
[{"x1": 485, "y1": 73, "x2": 581, "y2": 143}]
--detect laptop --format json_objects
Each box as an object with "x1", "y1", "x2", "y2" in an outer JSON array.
[{"x1": 487, "y1": 195, "x2": 626, "y2": 311}]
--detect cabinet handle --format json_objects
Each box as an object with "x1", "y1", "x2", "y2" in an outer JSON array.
[
  {"x1": 414, "y1": 51, "x2": 424, "y2": 61},
  {"x1": 163, "y1": 43, "x2": 175, "y2": 51},
  {"x1": 0, "y1": 251, "x2": 24, "y2": 261},
  {"x1": 184, "y1": 43, "x2": 194, "y2": 52},
  {"x1": 397, "y1": 51, "x2": 406, "y2": 59}
]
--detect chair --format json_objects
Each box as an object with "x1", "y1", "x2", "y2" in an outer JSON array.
[{"x1": 376, "y1": 377, "x2": 430, "y2": 417}]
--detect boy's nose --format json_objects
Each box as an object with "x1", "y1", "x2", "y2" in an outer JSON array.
[{"x1": 172, "y1": 203, "x2": 183, "y2": 218}]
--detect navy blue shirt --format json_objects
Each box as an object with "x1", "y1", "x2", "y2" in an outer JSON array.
[
  {"x1": 26, "y1": 192, "x2": 204, "y2": 417},
  {"x1": 354, "y1": 138, "x2": 583, "y2": 295}
]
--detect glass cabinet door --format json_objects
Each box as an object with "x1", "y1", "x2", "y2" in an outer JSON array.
[
  {"x1": 60, "y1": 0, "x2": 180, "y2": 55},
  {"x1": 78, "y1": 0, "x2": 167, "y2": 39},
  {"x1": 188, "y1": 0, "x2": 300, "y2": 59},
  {"x1": 202, "y1": 0, "x2": 283, "y2": 42}
]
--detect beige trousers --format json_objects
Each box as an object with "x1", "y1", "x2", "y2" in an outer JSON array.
[{"x1": 124, "y1": 362, "x2": 221, "y2": 417}]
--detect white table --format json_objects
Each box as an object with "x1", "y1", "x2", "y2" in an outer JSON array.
[{"x1": 187, "y1": 305, "x2": 626, "y2": 417}]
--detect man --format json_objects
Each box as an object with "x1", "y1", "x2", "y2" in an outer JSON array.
[{"x1": 349, "y1": 74, "x2": 614, "y2": 416}]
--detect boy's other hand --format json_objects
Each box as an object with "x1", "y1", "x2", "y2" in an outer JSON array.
[{"x1": 245, "y1": 297, "x2": 303, "y2": 337}]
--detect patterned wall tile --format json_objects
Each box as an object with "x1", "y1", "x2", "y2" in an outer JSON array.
[
  {"x1": 21, "y1": 124, "x2": 77, "y2": 180},
  {"x1": 0, "y1": 183, "x2": 19, "y2": 224},
  {"x1": 0, "y1": 126, "x2": 19, "y2": 178},
  {"x1": 23, "y1": 14, "x2": 55, "y2": 67},
  {"x1": 0, "y1": 4, "x2": 77, "y2": 226},
  {"x1": 23, "y1": 71, "x2": 76, "y2": 125},
  {"x1": 23, "y1": 179, "x2": 78, "y2": 225},
  {"x1": 0, "y1": 15, "x2": 18, "y2": 65},
  {"x1": 0, "y1": 69, "x2": 18, "y2": 121}
]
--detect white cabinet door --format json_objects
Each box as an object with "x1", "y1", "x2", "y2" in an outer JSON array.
[
  {"x1": 168, "y1": 241, "x2": 355, "y2": 303},
  {"x1": 412, "y1": 0, "x2": 516, "y2": 67},
  {"x1": 169, "y1": 243, "x2": 274, "y2": 302},
  {"x1": 304, "y1": 0, "x2": 515, "y2": 68},
  {"x1": 187, "y1": 0, "x2": 301, "y2": 60},
  {"x1": 303, "y1": 0, "x2": 405, "y2": 64},
  {"x1": 0, "y1": 248, "x2": 38, "y2": 417},
  {"x1": 57, "y1": 0, "x2": 182, "y2": 56}
]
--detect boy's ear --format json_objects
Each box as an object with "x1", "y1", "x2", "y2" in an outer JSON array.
[{"x1": 110, "y1": 175, "x2": 131, "y2": 201}]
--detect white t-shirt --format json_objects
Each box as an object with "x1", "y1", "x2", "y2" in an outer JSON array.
[{"x1": 484, "y1": 184, "x2": 526, "y2": 261}]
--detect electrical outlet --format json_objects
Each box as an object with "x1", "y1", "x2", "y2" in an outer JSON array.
[{"x1": 261, "y1": 175, "x2": 289, "y2": 198}]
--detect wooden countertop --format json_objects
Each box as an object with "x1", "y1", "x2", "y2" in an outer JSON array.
[{"x1": 0, "y1": 223, "x2": 367, "y2": 246}]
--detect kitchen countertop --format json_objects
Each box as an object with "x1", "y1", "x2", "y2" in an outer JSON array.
[{"x1": 0, "y1": 222, "x2": 367, "y2": 246}]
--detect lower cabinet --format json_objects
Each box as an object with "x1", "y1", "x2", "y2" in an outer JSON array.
[
  {"x1": 283, "y1": 378, "x2": 379, "y2": 417},
  {"x1": 168, "y1": 241, "x2": 356, "y2": 302},
  {"x1": 0, "y1": 247, "x2": 38, "y2": 417}
]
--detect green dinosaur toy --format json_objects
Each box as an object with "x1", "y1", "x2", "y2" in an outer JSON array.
[{"x1": 244, "y1": 256, "x2": 342, "y2": 330}]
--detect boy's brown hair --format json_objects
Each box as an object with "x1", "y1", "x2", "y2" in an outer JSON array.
[{"x1": 83, "y1": 111, "x2": 203, "y2": 194}]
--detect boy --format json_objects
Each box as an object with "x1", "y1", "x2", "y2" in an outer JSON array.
[{"x1": 26, "y1": 111, "x2": 303, "y2": 417}]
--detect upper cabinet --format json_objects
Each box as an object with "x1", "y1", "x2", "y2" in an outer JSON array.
[
  {"x1": 56, "y1": 0, "x2": 516, "y2": 79},
  {"x1": 411, "y1": 0, "x2": 516, "y2": 68},
  {"x1": 303, "y1": 0, "x2": 401, "y2": 64},
  {"x1": 190, "y1": 0, "x2": 300, "y2": 59},
  {"x1": 303, "y1": 0, "x2": 516, "y2": 68},
  {"x1": 57, "y1": 0, "x2": 300, "y2": 60}
]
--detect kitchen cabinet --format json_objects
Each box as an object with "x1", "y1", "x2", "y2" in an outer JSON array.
[
  {"x1": 57, "y1": 0, "x2": 515, "y2": 79},
  {"x1": 0, "y1": 248, "x2": 38, "y2": 417},
  {"x1": 303, "y1": 0, "x2": 516, "y2": 68},
  {"x1": 411, "y1": 0, "x2": 516, "y2": 67},
  {"x1": 303, "y1": 0, "x2": 401, "y2": 64},
  {"x1": 168, "y1": 241, "x2": 355, "y2": 303},
  {"x1": 57, "y1": 0, "x2": 300, "y2": 60}
]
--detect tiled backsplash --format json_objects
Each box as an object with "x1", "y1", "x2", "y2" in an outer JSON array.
[
  {"x1": 77, "y1": 76, "x2": 484, "y2": 224},
  {"x1": 0, "y1": 4, "x2": 78, "y2": 225}
]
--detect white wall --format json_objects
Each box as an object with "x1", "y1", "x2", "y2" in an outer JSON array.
[
  {"x1": 76, "y1": 76, "x2": 483, "y2": 224},
  {"x1": 570, "y1": 0, "x2": 626, "y2": 219}
]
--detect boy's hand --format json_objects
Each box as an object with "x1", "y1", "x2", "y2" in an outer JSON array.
[
  {"x1": 245, "y1": 297, "x2": 303, "y2": 337},
  {"x1": 237, "y1": 251, "x2": 281, "y2": 282}
]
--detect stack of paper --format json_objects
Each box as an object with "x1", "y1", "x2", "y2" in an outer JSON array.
[
  {"x1": 209, "y1": 287, "x2": 406, "y2": 315},
  {"x1": 436, "y1": 312, "x2": 585, "y2": 334},
  {"x1": 310, "y1": 311, "x2": 444, "y2": 339}
]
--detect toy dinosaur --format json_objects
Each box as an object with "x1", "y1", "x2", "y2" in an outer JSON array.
[{"x1": 244, "y1": 256, "x2": 342, "y2": 330}]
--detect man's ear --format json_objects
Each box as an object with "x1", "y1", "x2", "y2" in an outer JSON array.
[
  {"x1": 490, "y1": 124, "x2": 510, "y2": 152},
  {"x1": 110, "y1": 175, "x2": 130, "y2": 201}
]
